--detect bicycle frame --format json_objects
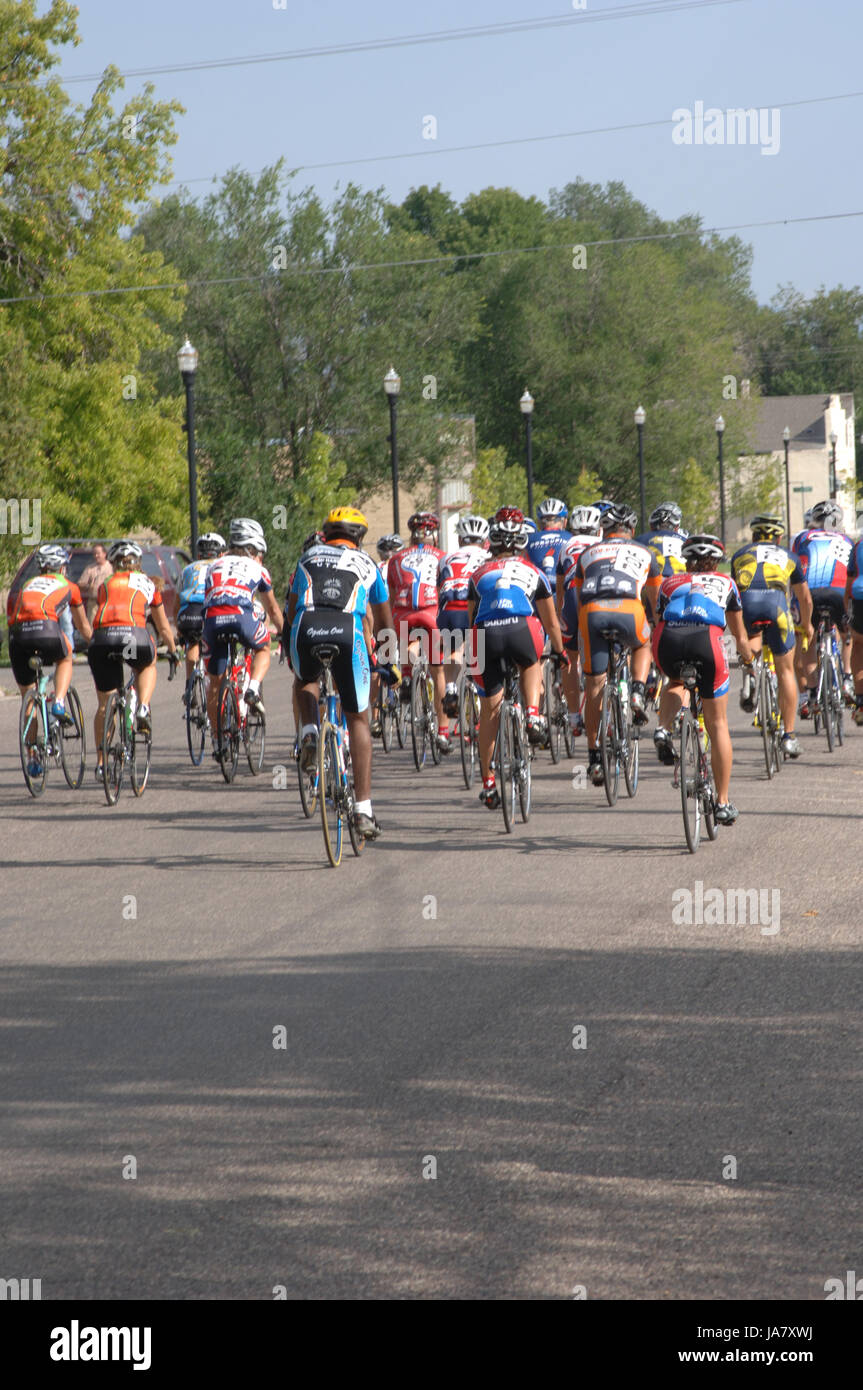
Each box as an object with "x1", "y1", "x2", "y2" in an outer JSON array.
[
  {"x1": 314, "y1": 647, "x2": 363, "y2": 867},
  {"x1": 673, "y1": 662, "x2": 717, "y2": 853},
  {"x1": 597, "y1": 636, "x2": 639, "y2": 806}
]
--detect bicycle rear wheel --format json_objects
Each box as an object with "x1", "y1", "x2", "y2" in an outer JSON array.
[
  {"x1": 380, "y1": 694, "x2": 394, "y2": 753},
  {"x1": 562, "y1": 688, "x2": 575, "y2": 758},
  {"x1": 410, "y1": 667, "x2": 427, "y2": 770},
  {"x1": 680, "y1": 713, "x2": 701, "y2": 853},
  {"x1": 427, "y1": 674, "x2": 442, "y2": 764},
  {"x1": 396, "y1": 695, "x2": 407, "y2": 748},
  {"x1": 459, "y1": 676, "x2": 479, "y2": 790},
  {"x1": 101, "y1": 692, "x2": 123, "y2": 805},
  {"x1": 832, "y1": 661, "x2": 845, "y2": 747},
  {"x1": 19, "y1": 692, "x2": 48, "y2": 797},
  {"x1": 759, "y1": 664, "x2": 779, "y2": 777},
  {"x1": 244, "y1": 706, "x2": 266, "y2": 774},
  {"x1": 497, "y1": 703, "x2": 515, "y2": 832},
  {"x1": 516, "y1": 709, "x2": 531, "y2": 822},
  {"x1": 131, "y1": 720, "x2": 151, "y2": 796},
  {"x1": 599, "y1": 678, "x2": 620, "y2": 807},
  {"x1": 544, "y1": 660, "x2": 561, "y2": 764},
  {"x1": 59, "y1": 685, "x2": 87, "y2": 788},
  {"x1": 217, "y1": 680, "x2": 240, "y2": 782},
  {"x1": 319, "y1": 721, "x2": 343, "y2": 867},
  {"x1": 345, "y1": 755, "x2": 364, "y2": 858},
  {"x1": 623, "y1": 709, "x2": 639, "y2": 799},
  {"x1": 185, "y1": 671, "x2": 207, "y2": 766},
  {"x1": 821, "y1": 648, "x2": 835, "y2": 752},
  {"x1": 297, "y1": 736, "x2": 318, "y2": 817}
]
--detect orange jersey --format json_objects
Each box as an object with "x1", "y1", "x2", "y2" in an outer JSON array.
[
  {"x1": 9, "y1": 573, "x2": 83, "y2": 626},
  {"x1": 94, "y1": 571, "x2": 162, "y2": 628}
]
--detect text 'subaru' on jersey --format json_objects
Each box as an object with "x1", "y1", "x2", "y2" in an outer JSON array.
[
  {"x1": 468, "y1": 555, "x2": 552, "y2": 623},
  {"x1": 438, "y1": 545, "x2": 486, "y2": 609},
  {"x1": 574, "y1": 537, "x2": 662, "y2": 605},
  {"x1": 387, "y1": 545, "x2": 443, "y2": 610},
  {"x1": 205, "y1": 556, "x2": 272, "y2": 614},
  {"x1": 291, "y1": 543, "x2": 387, "y2": 616},
  {"x1": 94, "y1": 571, "x2": 162, "y2": 627},
  {"x1": 657, "y1": 571, "x2": 742, "y2": 627},
  {"x1": 730, "y1": 542, "x2": 804, "y2": 593},
  {"x1": 8, "y1": 573, "x2": 82, "y2": 625}
]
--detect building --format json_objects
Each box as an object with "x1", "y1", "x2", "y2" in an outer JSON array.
[{"x1": 360, "y1": 416, "x2": 476, "y2": 553}]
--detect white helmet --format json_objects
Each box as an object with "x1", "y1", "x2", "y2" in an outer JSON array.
[
  {"x1": 537, "y1": 497, "x2": 568, "y2": 523},
  {"x1": 457, "y1": 514, "x2": 490, "y2": 544},
  {"x1": 569, "y1": 505, "x2": 602, "y2": 536},
  {"x1": 229, "y1": 517, "x2": 266, "y2": 553},
  {"x1": 809, "y1": 499, "x2": 843, "y2": 531},
  {"x1": 36, "y1": 544, "x2": 71, "y2": 572}
]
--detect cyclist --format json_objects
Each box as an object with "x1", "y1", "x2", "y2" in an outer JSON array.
[
  {"x1": 526, "y1": 497, "x2": 570, "y2": 583},
  {"x1": 790, "y1": 508, "x2": 815, "y2": 715},
  {"x1": 438, "y1": 514, "x2": 490, "y2": 717},
  {"x1": 556, "y1": 504, "x2": 603, "y2": 737},
  {"x1": 793, "y1": 500, "x2": 854, "y2": 713},
  {"x1": 729, "y1": 514, "x2": 813, "y2": 760},
  {"x1": 652, "y1": 534, "x2": 754, "y2": 825},
  {"x1": 7, "y1": 545, "x2": 93, "y2": 772},
  {"x1": 288, "y1": 506, "x2": 396, "y2": 840},
  {"x1": 571, "y1": 502, "x2": 662, "y2": 786},
  {"x1": 387, "y1": 511, "x2": 450, "y2": 754},
  {"x1": 375, "y1": 533, "x2": 404, "y2": 582},
  {"x1": 88, "y1": 540, "x2": 179, "y2": 771},
  {"x1": 846, "y1": 529, "x2": 863, "y2": 725},
  {"x1": 202, "y1": 518, "x2": 283, "y2": 742},
  {"x1": 467, "y1": 507, "x2": 568, "y2": 809},
  {"x1": 636, "y1": 501, "x2": 687, "y2": 577},
  {"x1": 177, "y1": 533, "x2": 226, "y2": 684}
]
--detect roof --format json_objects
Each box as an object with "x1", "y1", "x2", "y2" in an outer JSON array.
[{"x1": 729, "y1": 393, "x2": 855, "y2": 453}]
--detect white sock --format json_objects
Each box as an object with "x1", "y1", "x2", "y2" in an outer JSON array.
[
  {"x1": 301, "y1": 723, "x2": 317, "y2": 740},
  {"x1": 247, "y1": 679, "x2": 260, "y2": 695},
  {"x1": 355, "y1": 799, "x2": 372, "y2": 817}
]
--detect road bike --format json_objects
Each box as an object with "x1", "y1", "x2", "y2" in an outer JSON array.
[
  {"x1": 182, "y1": 646, "x2": 210, "y2": 766},
  {"x1": 597, "y1": 632, "x2": 639, "y2": 807},
  {"x1": 18, "y1": 654, "x2": 86, "y2": 797},
  {"x1": 810, "y1": 608, "x2": 845, "y2": 752},
  {"x1": 494, "y1": 655, "x2": 531, "y2": 832},
  {"x1": 313, "y1": 643, "x2": 364, "y2": 867},
  {"x1": 216, "y1": 638, "x2": 266, "y2": 783},
  {"x1": 410, "y1": 649, "x2": 440, "y2": 770},
  {"x1": 457, "y1": 664, "x2": 481, "y2": 789},
  {"x1": 101, "y1": 655, "x2": 152, "y2": 805},
  {"x1": 674, "y1": 660, "x2": 718, "y2": 854},
  {"x1": 542, "y1": 651, "x2": 574, "y2": 764},
  {"x1": 745, "y1": 624, "x2": 784, "y2": 778},
  {"x1": 373, "y1": 672, "x2": 401, "y2": 753}
]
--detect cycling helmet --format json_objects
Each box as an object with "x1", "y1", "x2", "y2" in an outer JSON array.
[
  {"x1": 594, "y1": 499, "x2": 614, "y2": 516},
  {"x1": 648, "y1": 501, "x2": 682, "y2": 531},
  {"x1": 536, "y1": 497, "x2": 568, "y2": 524},
  {"x1": 229, "y1": 517, "x2": 267, "y2": 553},
  {"x1": 603, "y1": 502, "x2": 638, "y2": 532},
  {"x1": 803, "y1": 508, "x2": 814, "y2": 527},
  {"x1": 35, "y1": 544, "x2": 70, "y2": 572},
  {"x1": 322, "y1": 506, "x2": 368, "y2": 544},
  {"x1": 302, "y1": 530, "x2": 325, "y2": 551},
  {"x1": 568, "y1": 505, "x2": 602, "y2": 536},
  {"x1": 407, "y1": 511, "x2": 439, "y2": 539},
  {"x1": 515, "y1": 524, "x2": 530, "y2": 551},
  {"x1": 489, "y1": 506, "x2": 525, "y2": 551},
  {"x1": 107, "y1": 540, "x2": 143, "y2": 566},
  {"x1": 681, "y1": 533, "x2": 725, "y2": 562},
  {"x1": 376, "y1": 533, "x2": 403, "y2": 556},
  {"x1": 456, "y1": 514, "x2": 490, "y2": 544},
  {"x1": 749, "y1": 514, "x2": 784, "y2": 541},
  {"x1": 196, "y1": 532, "x2": 226, "y2": 558},
  {"x1": 809, "y1": 499, "x2": 843, "y2": 530}
]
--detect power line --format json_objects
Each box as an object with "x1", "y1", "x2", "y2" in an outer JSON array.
[
  {"x1": 49, "y1": 0, "x2": 745, "y2": 86},
  {"x1": 1, "y1": 207, "x2": 861, "y2": 307}
]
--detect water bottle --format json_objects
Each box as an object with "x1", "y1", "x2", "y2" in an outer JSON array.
[
  {"x1": 239, "y1": 666, "x2": 249, "y2": 719},
  {"x1": 126, "y1": 687, "x2": 137, "y2": 740},
  {"x1": 619, "y1": 667, "x2": 630, "y2": 714}
]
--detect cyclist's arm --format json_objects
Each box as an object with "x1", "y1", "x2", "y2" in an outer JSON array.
[
  {"x1": 370, "y1": 598, "x2": 392, "y2": 638},
  {"x1": 261, "y1": 589, "x2": 284, "y2": 632},
  {"x1": 534, "y1": 594, "x2": 566, "y2": 657},
  {"x1": 726, "y1": 609, "x2": 754, "y2": 665},
  {"x1": 151, "y1": 603, "x2": 178, "y2": 653},
  {"x1": 71, "y1": 602, "x2": 93, "y2": 643},
  {"x1": 792, "y1": 579, "x2": 814, "y2": 638}
]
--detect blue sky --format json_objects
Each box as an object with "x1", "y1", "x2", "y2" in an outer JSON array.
[{"x1": 57, "y1": 0, "x2": 859, "y2": 304}]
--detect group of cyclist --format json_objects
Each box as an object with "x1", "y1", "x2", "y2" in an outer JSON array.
[{"x1": 7, "y1": 486, "x2": 860, "y2": 837}]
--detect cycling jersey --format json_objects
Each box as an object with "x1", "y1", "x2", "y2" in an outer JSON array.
[
  {"x1": 525, "y1": 526, "x2": 569, "y2": 582},
  {"x1": 635, "y1": 527, "x2": 687, "y2": 577},
  {"x1": 573, "y1": 535, "x2": 662, "y2": 609},
  {"x1": 94, "y1": 571, "x2": 163, "y2": 627},
  {"x1": 468, "y1": 554, "x2": 553, "y2": 623},
  {"x1": 847, "y1": 539, "x2": 863, "y2": 599},
  {"x1": 178, "y1": 558, "x2": 212, "y2": 610},
  {"x1": 289, "y1": 541, "x2": 386, "y2": 714},
  {"x1": 438, "y1": 544, "x2": 487, "y2": 610},
  {"x1": 204, "y1": 555, "x2": 272, "y2": 614},
  {"x1": 730, "y1": 541, "x2": 804, "y2": 593},
  {"x1": 8, "y1": 573, "x2": 83, "y2": 627},
  {"x1": 793, "y1": 529, "x2": 853, "y2": 590},
  {"x1": 557, "y1": 532, "x2": 601, "y2": 584},
  {"x1": 387, "y1": 544, "x2": 444, "y2": 610},
  {"x1": 656, "y1": 571, "x2": 742, "y2": 627},
  {"x1": 292, "y1": 542, "x2": 387, "y2": 615},
  {"x1": 557, "y1": 534, "x2": 598, "y2": 650}
]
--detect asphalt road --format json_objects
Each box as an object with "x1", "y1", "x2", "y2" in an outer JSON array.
[{"x1": 0, "y1": 659, "x2": 860, "y2": 1300}]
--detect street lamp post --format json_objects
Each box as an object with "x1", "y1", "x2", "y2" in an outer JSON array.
[
  {"x1": 634, "y1": 405, "x2": 646, "y2": 531},
  {"x1": 715, "y1": 414, "x2": 726, "y2": 544},
  {"x1": 783, "y1": 426, "x2": 791, "y2": 538},
  {"x1": 384, "y1": 366, "x2": 401, "y2": 534},
  {"x1": 829, "y1": 429, "x2": 838, "y2": 500},
  {"x1": 177, "y1": 337, "x2": 199, "y2": 553},
  {"x1": 520, "y1": 390, "x2": 535, "y2": 518}
]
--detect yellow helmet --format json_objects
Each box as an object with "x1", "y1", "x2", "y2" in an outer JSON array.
[{"x1": 322, "y1": 506, "x2": 368, "y2": 543}]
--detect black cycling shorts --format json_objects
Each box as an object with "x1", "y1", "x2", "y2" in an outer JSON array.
[
  {"x1": 810, "y1": 587, "x2": 848, "y2": 632},
  {"x1": 8, "y1": 621, "x2": 72, "y2": 686},
  {"x1": 290, "y1": 610, "x2": 370, "y2": 715},
  {"x1": 177, "y1": 603, "x2": 204, "y2": 639},
  {"x1": 851, "y1": 599, "x2": 863, "y2": 636},
  {"x1": 653, "y1": 621, "x2": 731, "y2": 699},
  {"x1": 474, "y1": 614, "x2": 544, "y2": 698},
  {"x1": 88, "y1": 626, "x2": 155, "y2": 692}
]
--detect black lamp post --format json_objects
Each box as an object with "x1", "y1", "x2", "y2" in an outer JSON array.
[
  {"x1": 783, "y1": 426, "x2": 791, "y2": 538},
  {"x1": 520, "y1": 390, "x2": 535, "y2": 518},
  {"x1": 715, "y1": 414, "x2": 726, "y2": 544},
  {"x1": 384, "y1": 366, "x2": 401, "y2": 533},
  {"x1": 634, "y1": 405, "x2": 646, "y2": 531},
  {"x1": 829, "y1": 429, "x2": 838, "y2": 500},
  {"x1": 178, "y1": 337, "x2": 199, "y2": 553}
]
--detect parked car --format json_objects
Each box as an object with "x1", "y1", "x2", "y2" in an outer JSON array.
[{"x1": 5, "y1": 540, "x2": 191, "y2": 648}]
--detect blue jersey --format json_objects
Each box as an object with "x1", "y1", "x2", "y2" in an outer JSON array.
[
  {"x1": 526, "y1": 527, "x2": 568, "y2": 582},
  {"x1": 657, "y1": 571, "x2": 742, "y2": 627},
  {"x1": 468, "y1": 554, "x2": 552, "y2": 623},
  {"x1": 847, "y1": 539, "x2": 863, "y2": 599},
  {"x1": 179, "y1": 558, "x2": 211, "y2": 609},
  {"x1": 291, "y1": 542, "x2": 387, "y2": 616},
  {"x1": 793, "y1": 529, "x2": 852, "y2": 590}
]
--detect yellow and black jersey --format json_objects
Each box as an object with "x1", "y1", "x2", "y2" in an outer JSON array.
[
  {"x1": 729, "y1": 542, "x2": 804, "y2": 593},
  {"x1": 634, "y1": 528, "x2": 686, "y2": 577}
]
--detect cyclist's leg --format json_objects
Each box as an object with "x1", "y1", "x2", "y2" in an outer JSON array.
[
  {"x1": 764, "y1": 597, "x2": 798, "y2": 735},
  {"x1": 851, "y1": 600, "x2": 863, "y2": 720},
  {"x1": 133, "y1": 628, "x2": 158, "y2": 710},
  {"x1": 474, "y1": 622, "x2": 505, "y2": 792},
  {"x1": 438, "y1": 608, "x2": 466, "y2": 715},
  {"x1": 559, "y1": 589, "x2": 583, "y2": 727},
  {"x1": 579, "y1": 604, "x2": 611, "y2": 746},
  {"x1": 697, "y1": 626, "x2": 733, "y2": 805},
  {"x1": 87, "y1": 630, "x2": 125, "y2": 761},
  {"x1": 513, "y1": 615, "x2": 545, "y2": 738},
  {"x1": 333, "y1": 615, "x2": 374, "y2": 816},
  {"x1": 202, "y1": 615, "x2": 232, "y2": 730}
]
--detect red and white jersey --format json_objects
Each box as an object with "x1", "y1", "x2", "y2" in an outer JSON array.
[
  {"x1": 558, "y1": 533, "x2": 600, "y2": 592},
  {"x1": 387, "y1": 543, "x2": 444, "y2": 611},
  {"x1": 438, "y1": 544, "x2": 486, "y2": 610},
  {"x1": 204, "y1": 555, "x2": 273, "y2": 614}
]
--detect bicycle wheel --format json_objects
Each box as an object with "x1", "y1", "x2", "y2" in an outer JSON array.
[
  {"x1": 19, "y1": 692, "x2": 48, "y2": 797},
  {"x1": 130, "y1": 718, "x2": 151, "y2": 796},
  {"x1": 58, "y1": 685, "x2": 87, "y2": 788},
  {"x1": 319, "y1": 721, "x2": 343, "y2": 867},
  {"x1": 101, "y1": 693, "x2": 123, "y2": 805},
  {"x1": 623, "y1": 707, "x2": 639, "y2": 799},
  {"x1": 427, "y1": 674, "x2": 442, "y2": 765},
  {"x1": 410, "y1": 667, "x2": 428, "y2": 770},
  {"x1": 297, "y1": 735, "x2": 318, "y2": 817},
  {"x1": 396, "y1": 694, "x2": 407, "y2": 748},
  {"x1": 821, "y1": 647, "x2": 835, "y2": 752},
  {"x1": 380, "y1": 694, "x2": 393, "y2": 753},
  {"x1": 185, "y1": 672, "x2": 207, "y2": 766},
  {"x1": 759, "y1": 664, "x2": 778, "y2": 778},
  {"x1": 545, "y1": 661, "x2": 561, "y2": 764},
  {"x1": 680, "y1": 713, "x2": 701, "y2": 853},
  {"x1": 516, "y1": 709, "x2": 532, "y2": 822},
  {"x1": 244, "y1": 705, "x2": 266, "y2": 774},
  {"x1": 562, "y1": 688, "x2": 575, "y2": 759},
  {"x1": 599, "y1": 678, "x2": 620, "y2": 807},
  {"x1": 497, "y1": 703, "x2": 515, "y2": 832},
  {"x1": 832, "y1": 660, "x2": 845, "y2": 747},
  {"x1": 345, "y1": 755, "x2": 365, "y2": 858},
  {"x1": 459, "y1": 676, "x2": 479, "y2": 790},
  {"x1": 217, "y1": 680, "x2": 240, "y2": 782}
]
